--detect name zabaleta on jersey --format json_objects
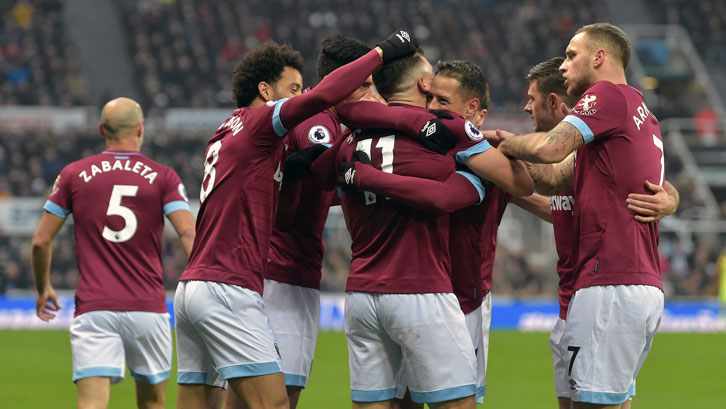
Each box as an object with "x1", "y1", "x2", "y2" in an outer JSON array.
[{"x1": 78, "y1": 159, "x2": 159, "y2": 184}]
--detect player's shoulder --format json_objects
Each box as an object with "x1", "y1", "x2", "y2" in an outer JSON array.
[{"x1": 290, "y1": 110, "x2": 339, "y2": 146}]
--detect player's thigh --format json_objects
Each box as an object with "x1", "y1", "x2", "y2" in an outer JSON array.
[
  {"x1": 345, "y1": 292, "x2": 402, "y2": 403},
  {"x1": 120, "y1": 311, "x2": 172, "y2": 384},
  {"x1": 383, "y1": 293, "x2": 476, "y2": 404},
  {"x1": 185, "y1": 281, "x2": 282, "y2": 380},
  {"x1": 174, "y1": 281, "x2": 226, "y2": 388},
  {"x1": 227, "y1": 372, "x2": 289, "y2": 409},
  {"x1": 135, "y1": 379, "x2": 166, "y2": 409},
  {"x1": 178, "y1": 384, "x2": 225, "y2": 409},
  {"x1": 263, "y1": 279, "x2": 320, "y2": 388},
  {"x1": 70, "y1": 311, "x2": 125, "y2": 384},
  {"x1": 563, "y1": 285, "x2": 663, "y2": 405},
  {"x1": 549, "y1": 317, "x2": 572, "y2": 399},
  {"x1": 464, "y1": 304, "x2": 485, "y2": 403}
]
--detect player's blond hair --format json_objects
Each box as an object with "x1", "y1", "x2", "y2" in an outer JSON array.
[{"x1": 575, "y1": 23, "x2": 631, "y2": 71}]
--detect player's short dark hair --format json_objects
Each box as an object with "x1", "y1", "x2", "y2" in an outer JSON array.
[
  {"x1": 232, "y1": 41, "x2": 304, "y2": 108},
  {"x1": 435, "y1": 60, "x2": 490, "y2": 110},
  {"x1": 526, "y1": 57, "x2": 567, "y2": 97},
  {"x1": 575, "y1": 23, "x2": 631, "y2": 70},
  {"x1": 372, "y1": 49, "x2": 425, "y2": 100},
  {"x1": 317, "y1": 35, "x2": 371, "y2": 82},
  {"x1": 526, "y1": 57, "x2": 578, "y2": 108}
]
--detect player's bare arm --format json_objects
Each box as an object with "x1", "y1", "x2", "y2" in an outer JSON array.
[
  {"x1": 30, "y1": 211, "x2": 66, "y2": 321},
  {"x1": 167, "y1": 209, "x2": 196, "y2": 258},
  {"x1": 626, "y1": 180, "x2": 680, "y2": 223},
  {"x1": 499, "y1": 121, "x2": 584, "y2": 163},
  {"x1": 465, "y1": 148, "x2": 534, "y2": 197},
  {"x1": 510, "y1": 193, "x2": 553, "y2": 223},
  {"x1": 525, "y1": 153, "x2": 575, "y2": 196}
]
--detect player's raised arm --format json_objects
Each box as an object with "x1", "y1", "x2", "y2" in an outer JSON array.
[
  {"x1": 525, "y1": 153, "x2": 575, "y2": 196},
  {"x1": 277, "y1": 30, "x2": 418, "y2": 133},
  {"x1": 338, "y1": 151, "x2": 482, "y2": 214},
  {"x1": 30, "y1": 211, "x2": 66, "y2": 321},
  {"x1": 510, "y1": 193, "x2": 554, "y2": 223}
]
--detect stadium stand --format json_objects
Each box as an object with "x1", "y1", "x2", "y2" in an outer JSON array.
[{"x1": 0, "y1": 0, "x2": 89, "y2": 106}]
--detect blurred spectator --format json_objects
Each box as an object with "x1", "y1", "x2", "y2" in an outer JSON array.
[
  {"x1": 118, "y1": 0, "x2": 607, "y2": 112},
  {"x1": 0, "y1": 0, "x2": 89, "y2": 106}
]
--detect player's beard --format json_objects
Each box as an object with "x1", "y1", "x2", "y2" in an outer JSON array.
[{"x1": 568, "y1": 70, "x2": 595, "y2": 101}]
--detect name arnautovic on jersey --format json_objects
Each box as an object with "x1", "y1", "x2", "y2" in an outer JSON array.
[{"x1": 78, "y1": 159, "x2": 159, "y2": 184}]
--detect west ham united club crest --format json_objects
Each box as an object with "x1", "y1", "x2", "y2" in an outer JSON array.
[
  {"x1": 308, "y1": 125, "x2": 332, "y2": 144},
  {"x1": 465, "y1": 120, "x2": 484, "y2": 141}
]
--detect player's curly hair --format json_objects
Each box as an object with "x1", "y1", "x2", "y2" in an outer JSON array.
[
  {"x1": 372, "y1": 48, "x2": 425, "y2": 100},
  {"x1": 232, "y1": 41, "x2": 304, "y2": 108},
  {"x1": 435, "y1": 60, "x2": 490, "y2": 110},
  {"x1": 317, "y1": 35, "x2": 371, "y2": 82}
]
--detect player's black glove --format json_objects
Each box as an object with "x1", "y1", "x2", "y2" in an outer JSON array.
[
  {"x1": 416, "y1": 110, "x2": 456, "y2": 155},
  {"x1": 377, "y1": 30, "x2": 419, "y2": 63},
  {"x1": 338, "y1": 150, "x2": 372, "y2": 192},
  {"x1": 283, "y1": 144, "x2": 328, "y2": 184}
]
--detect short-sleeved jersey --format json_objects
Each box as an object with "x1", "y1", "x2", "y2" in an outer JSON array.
[
  {"x1": 550, "y1": 190, "x2": 575, "y2": 320},
  {"x1": 341, "y1": 104, "x2": 490, "y2": 294},
  {"x1": 266, "y1": 110, "x2": 342, "y2": 289},
  {"x1": 44, "y1": 151, "x2": 190, "y2": 316},
  {"x1": 562, "y1": 81, "x2": 663, "y2": 291},
  {"x1": 181, "y1": 104, "x2": 287, "y2": 294},
  {"x1": 477, "y1": 185, "x2": 511, "y2": 295}
]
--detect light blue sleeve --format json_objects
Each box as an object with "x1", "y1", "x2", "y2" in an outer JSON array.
[
  {"x1": 43, "y1": 200, "x2": 70, "y2": 218},
  {"x1": 455, "y1": 171, "x2": 485, "y2": 204},
  {"x1": 562, "y1": 115, "x2": 594, "y2": 144},
  {"x1": 456, "y1": 140, "x2": 491, "y2": 164},
  {"x1": 272, "y1": 98, "x2": 291, "y2": 137},
  {"x1": 163, "y1": 200, "x2": 190, "y2": 216}
]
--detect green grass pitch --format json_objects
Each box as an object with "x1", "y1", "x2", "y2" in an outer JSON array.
[{"x1": 1, "y1": 330, "x2": 723, "y2": 408}]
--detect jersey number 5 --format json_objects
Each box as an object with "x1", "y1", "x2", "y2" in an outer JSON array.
[{"x1": 102, "y1": 184, "x2": 139, "y2": 243}]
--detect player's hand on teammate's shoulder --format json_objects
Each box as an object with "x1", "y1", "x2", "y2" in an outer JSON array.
[
  {"x1": 416, "y1": 110, "x2": 457, "y2": 155},
  {"x1": 482, "y1": 129, "x2": 515, "y2": 148},
  {"x1": 338, "y1": 150, "x2": 372, "y2": 192},
  {"x1": 284, "y1": 144, "x2": 329, "y2": 183},
  {"x1": 626, "y1": 180, "x2": 677, "y2": 223},
  {"x1": 35, "y1": 287, "x2": 60, "y2": 322},
  {"x1": 376, "y1": 29, "x2": 418, "y2": 63}
]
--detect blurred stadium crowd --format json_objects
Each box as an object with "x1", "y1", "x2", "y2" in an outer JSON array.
[{"x1": 1, "y1": 0, "x2": 724, "y2": 298}]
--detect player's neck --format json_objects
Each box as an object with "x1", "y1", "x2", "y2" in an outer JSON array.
[
  {"x1": 595, "y1": 67, "x2": 628, "y2": 86},
  {"x1": 387, "y1": 91, "x2": 427, "y2": 108},
  {"x1": 248, "y1": 97, "x2": 266, "y2": 109},
  {"x1": 105, "y1": 138, "x2": 140, "y2": 152}
]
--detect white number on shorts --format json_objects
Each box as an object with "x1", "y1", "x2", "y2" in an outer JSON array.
[
  {"x1": 567, "y1": 345, "x2": 581, "y2": 376},
  {"x1": 102, "y1": 184, "x2": 139, "y2": 243},
  {"x1": 200, "y1": 140, "x2": 222, "y2": 202},
  {"x1": 356, "y1": 135, "x2": 395, "y2": 205},
  {"x1": 652, "y1": 134, "x2": 664, "y2": 186}
]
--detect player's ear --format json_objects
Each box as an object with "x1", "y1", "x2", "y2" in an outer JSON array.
[
  {"x1": 547, "y1": 93, "x2": 559, "y2": 110},
  {"x1": 593, "y1": 48, "x2": 605, "y2": 68},
  {"x1": 417, "y1": 76, "x2": 430, "y2": 94},
  {"x1": 98, "y1": 123, "x2": 106, "y2": 137},
  {"x1": 258, "y1": 81, "x2": 272, "y2": 101},
  {"x1": 136, "y1": 122, "x2": 144, "y2": 138},
  {"x1": 466, "y1": 97, "x2": 480, "y2": 120},
  {"x1": 474, "y1": 109, "x2": 487, "y2": 128}
]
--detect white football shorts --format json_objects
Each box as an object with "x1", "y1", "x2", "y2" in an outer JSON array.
[
  {"x1": 562, "y1": 285, "x2": 663, "y2": 405},
  {"x1": 263, "y1": 278, "x2": 320, "y2": 388},
  {"x1": 549, "y1": 317, "x2": 573, "y2": 398},
  {"x1": 470, "y1": 291, "x2": 492, "y2": 404},
  {"x1": 346, "y1": 292, "x2": 476, "y2": 404},
  {"x1": 174, "y1": 280, "x2": 282, "y2": 387},
  {"x1": 70, "y1": 310, "x2": 171, "y2": 384}
]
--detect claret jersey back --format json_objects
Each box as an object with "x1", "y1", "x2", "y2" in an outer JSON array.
[
  {"x1": 182, "y1": 103, "x2": 287, "y2": 294},
  {"x1": 44, "y1": 151, "x2": 189, "y2": 316},
  {"x1": 562, "y1": 81, "x2": 663, "y2": 291},
  {"x1": 340, "y1": 104, "x2": 490, "y2": 294}
]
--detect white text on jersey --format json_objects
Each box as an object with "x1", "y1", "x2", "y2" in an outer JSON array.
[
  {"x1": 218, "y1": 115, "x2": 244, "y2": 136},
  {"x1": 550, "y1": 195, "x2": 575, "y2": 212},
  {"x1": 632, "y1": 101, "x2": 652, "y2": 131},
  {"x1": 79, "y1": 160, "x2": 158, "y2": 184}
]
